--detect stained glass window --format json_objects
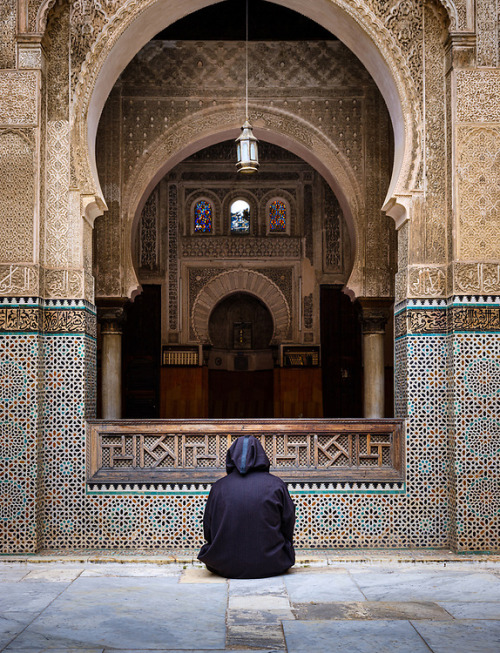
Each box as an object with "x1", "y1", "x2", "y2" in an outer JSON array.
[
  {"x1": 269, "y1": 199, "x2": 287, "y2": 232},
  {"x1": 230, "y1": 199, "x2": 250, "y2": 233},
  {"x1": 194, "y1": 200, "x2": 212, "y2": 233}
]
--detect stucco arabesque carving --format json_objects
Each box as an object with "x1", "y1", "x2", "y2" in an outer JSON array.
[
  {"x1": 191, "y1": 268, "x2": 291, "y2": 345},
  {"x1": 120, "y1": 103, "x2": 363, "y2": 300},
  {"x1": 64, "y1": 0, "x2": 421, "y2": 211}
]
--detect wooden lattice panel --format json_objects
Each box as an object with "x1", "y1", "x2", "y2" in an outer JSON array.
[{"x1": 87, "y1": 419, "x2": 404, "y2": 484}]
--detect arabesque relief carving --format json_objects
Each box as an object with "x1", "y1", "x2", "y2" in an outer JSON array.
[
  {"x1": 0, "y1": 130, "x2": 36, "y2": 264},
  {"x1": 0, "y1": 72, "x2": 38, "y2": 126},
  {"x1": 456, "y1": 71, "x2": 500, "y2": 123},
  {"x1": 456, "y1": 127, "x2": 500, "y2": 261},
  {"x1": 0, "y1": 0, "x2": 16, "y2": 69}
]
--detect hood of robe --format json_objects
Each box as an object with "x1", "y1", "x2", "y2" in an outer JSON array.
[{"x1": 226, "y1": 435, "x2": 271, "y2": 474}]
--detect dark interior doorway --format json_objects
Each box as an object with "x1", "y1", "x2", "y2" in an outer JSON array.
[
  {"x1": 320, "y1": 285, "x2": 363, "y2": 417},
  {"x1": 122, "y1": 285, "x2": 161, "y2": 418}
]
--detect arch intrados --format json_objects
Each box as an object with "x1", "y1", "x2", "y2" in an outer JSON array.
[
  {"x1": 86, "y1": 0, "x2": 411, "y2": 206},
  {"x1": 126, "y1": 121, "x2": 360, "y2": 299},
  {"x1": 129, "y1": 124, "x2": 359, "y2": 253}
]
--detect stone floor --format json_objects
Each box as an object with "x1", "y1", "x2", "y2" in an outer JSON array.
[{"x1": 0, "y1": 553, "x2": 499, "y2": 652}]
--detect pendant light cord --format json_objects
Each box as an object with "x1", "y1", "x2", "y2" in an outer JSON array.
[{"x1": 245, "y1": 0, "x2": 249, "y2": 121}]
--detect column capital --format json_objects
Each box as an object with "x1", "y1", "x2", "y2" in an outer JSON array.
[
  {"x1": 97, "y1": 300, "x2": 126, "y2": 333},
  {"x1": 358, "y1": 298, "x2": 392, "y2": 334}
]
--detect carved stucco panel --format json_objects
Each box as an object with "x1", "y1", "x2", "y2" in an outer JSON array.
[
  {"x1": 0, "y1": 130, "x2": 36, "y2": 264},
  {"x1": 0, "y1": 71, "x2": 38, "y2": 126},
  {"x1": 0, "y1": 265, "x2": 39, "y2": 296},
  {"x1": 42, "y1": 268, "x2": 85, "y2": 299},
  {"x1": 453, "y1": 263, "x2": 500, "y2": 295},
  {"x1": 18, "y1": 47, "x2": 43, "y2": 70},
  {"x1": 44, "y1": 120, "x2": 70, "y2": 267},
  {"x1": 456, "y1": 126, "x2": 500, "y2": 261},
  {"x1": 408, "y1": 265, "x2": 447, "y2": 298},
  {"x1": 456, "y1": 70, "x2": 500, "y2": 123},
  {"x1": 476, "y1": 0, "x2": 499, "y2": 68},
  {"x1": 421, "y1": 1, "x2": 447, "y2": 266},
  {"x1": 0, "y1": 0, "x2": 16, "y2": 69}
]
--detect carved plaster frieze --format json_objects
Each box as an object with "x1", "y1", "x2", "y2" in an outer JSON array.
[
  {"x1": 181, "y1": 237, "x2": 302, "y2": 260},
  {"x1": 0, "y1": 71, "x2": 39, "y2": 127}
]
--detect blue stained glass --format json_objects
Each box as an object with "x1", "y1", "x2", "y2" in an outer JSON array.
[
  {"x1": 269, "y1": 200, "x2": 286, "y2": 232},
  {"x1": 194, "y1": 200, "x2": 212, "y2": 233},
  {"x1": 231, "y1": 200, "x2": 250, "y2": 233}
]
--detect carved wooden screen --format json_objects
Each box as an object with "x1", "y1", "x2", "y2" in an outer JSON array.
[{"x1": 87, "y1": 419, "x2": 404, "y2": 485}]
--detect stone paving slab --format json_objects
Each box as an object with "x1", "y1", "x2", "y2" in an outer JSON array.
[
  {"x1": 411, "y1": 619, "x2": 500, "y2": 653},
  {"x1": 22, "y1": 567, "x2": 84, "y2": 582},
  {"x1": 79, "y1": 563, "x2": 184, "y2": 578},
  {"x1": 437, "y1": 602, "x2": 500, "y2": 619},
  {"x1": 227, "y1": 608, "x2": 294, "y2": 625},
  {"x1": 228, "y1": 576, "x2": 286, "y2": 596},
  {"x1": 350, "y1": 568, "x2": 500, "y2": 602},
  {"x1": 2, "y1": 561, "x2": 500, "y2": 652},
  {"x1": 284, "y1": 568, "x2": 366, "y2": 602},
  {"x1": 292, "y1": 600, "x2": 453, "y2": 620},
  {"x1": 6, "y1": 577, "x2": 227, "y2": 651},
  {"x1": 0, "y1": 567, "x2": 28, "y2": 582},
  {"x1": 282, "y1": 619, "x2": 432, "y2": 653},
  {"x1": 228, "y1": 595, "x2": 290, "y2": 611},
  {"x1": 0, "y1": 582, "x2": 68, "y2": 613},
  {"x1": 226, "y1": 624, "x2": 286, "y2": 650},
  {"x1": 179, "y1": 568, "x2": 226, "y2": 583},
  {"x1": 0, "y1": 614, "x2": 38, "y2": 651}
]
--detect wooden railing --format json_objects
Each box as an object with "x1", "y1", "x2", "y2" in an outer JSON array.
[{"x1": 87, "y1": 419, "x2": 404, "y2": 484}]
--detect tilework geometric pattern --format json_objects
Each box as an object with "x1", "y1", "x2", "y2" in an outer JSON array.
[
  {"x1": 395, "y1": 297, "x2": 500, "y2": 551},
  {"x1": 2, "y1": 297, "x2": 499, "y2": 552},
  {"x1": 0, "y1": 333, "x2": 41, "y2": 552},
  {"x1": 449, "y1": 332, "x2": 500, "y2": 551}
]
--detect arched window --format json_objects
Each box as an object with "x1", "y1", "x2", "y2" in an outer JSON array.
[
  {"x1": 230, "y1": 199, "x2": 250, "y2": 233},
  {"x1": 269, "y1": 199, "x2": 287, "y2": 232},
  {"x1": 194, "y1": 199, "x2": 213, "y2": 233}
]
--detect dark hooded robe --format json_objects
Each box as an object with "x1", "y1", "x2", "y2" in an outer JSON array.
[{"x1": 197, "y1": 435, "x2": 295, "y2": 579}]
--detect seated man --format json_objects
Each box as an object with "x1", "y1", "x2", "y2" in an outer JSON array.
[{"x1": 198, "y1": 434, "x2": 295, "y2": 579}]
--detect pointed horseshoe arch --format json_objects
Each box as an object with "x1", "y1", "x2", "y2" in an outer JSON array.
[{"x1": 191, "y1": 270, "x2": 291, "y2": 344}]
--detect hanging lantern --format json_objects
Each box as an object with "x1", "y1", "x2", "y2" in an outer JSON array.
[{"x1": 235, "y1": 120, "x2": 259, "y2": 174}]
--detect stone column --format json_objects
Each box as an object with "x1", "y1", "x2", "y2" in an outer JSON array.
[
  {"x1": 98, "y1": 306, "x2": 125, "y2": 419},
  {"x1": 359, "y1": 300, "x2": 391, "y2": 419}
]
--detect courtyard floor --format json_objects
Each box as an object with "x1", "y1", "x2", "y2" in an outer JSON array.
[{"x1": 0, "y1": 550, "x2": 499, "y2": 652}]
